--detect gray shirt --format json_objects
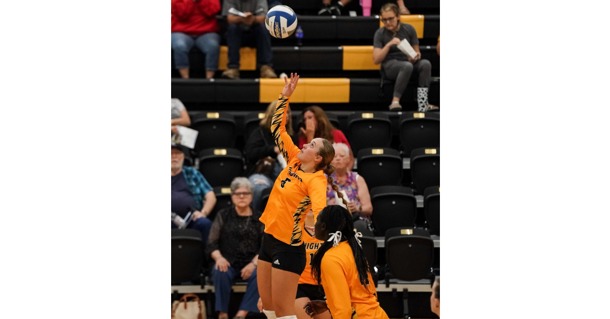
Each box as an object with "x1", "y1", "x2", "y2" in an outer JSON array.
[
  {"x1": 373, "y1": 23, "x2": 419, "y2": 64},
  {"x1": 171, "y1": 98, "x2": 185, "y2": 119},
  {"x1": 222, "y1": 0, "x2": 268, "y2": 17}
]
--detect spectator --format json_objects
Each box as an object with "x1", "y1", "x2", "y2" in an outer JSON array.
[
  {"x1": 171, "y1": 0, "x2": 221, "y2": 79},
  {"x1": 221, "y1": 0, "x2": 277, "y2": 79},
  {"x1": 207, "y1": 177, "x2": 263, "y2": 319},
  {"x1": 430, "y1": 277, "x2": 440, "y2": 317},
  {"x1": 326, "y1": 143, "x2": 374, "y2": 236},
  {"x1": 171, "y1": 98, "x2": 191, "y2": 136},
  {"x1": 244, "y1": 100, "x2": 294, "y2": 211},
  {"x1": 373, "y1": 3, "x2": 438, "y2": 112},
  {"x1": 171, "y1": 142, "x2": 215, "y2": 244},
  {"x1": 308, "y1": 205, "x2": 389, "y2": 319},
  {"x1": 297, "y1": 106, "x2": 350, "y2": 149}
]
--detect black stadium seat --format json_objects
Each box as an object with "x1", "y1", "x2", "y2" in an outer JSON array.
[
  {"x1": 197, "y1": 148, "x2": 245, "y2": 188},
  {"x1": 190, "y1": 112, "x2": 237, "y2": 155},
  {"x1": 356, "y1": 147, "x2": 402, "y2": 190}
]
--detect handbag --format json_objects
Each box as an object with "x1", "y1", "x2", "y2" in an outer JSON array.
[{"x1": 171, "y1": 293, "x2": 206, "y2": 319}]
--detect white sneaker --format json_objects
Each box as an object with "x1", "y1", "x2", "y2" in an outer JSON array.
[
  {"x1": 389, "y1": 101, "x2": 402, "y2": 111},
  {"x1": 423, "y1": 104, "x2": 439, "y2": 112}
]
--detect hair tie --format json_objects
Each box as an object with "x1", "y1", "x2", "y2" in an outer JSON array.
[
  {"x1": 327, "y1": 231, "x2": 342, "y2": 247},
  {"x1": 354, "y1": 229, "x2": 363, "y2": 247}
]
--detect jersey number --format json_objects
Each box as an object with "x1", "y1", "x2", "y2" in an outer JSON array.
[{"x1": 280, "y1": 177, "x2": 292, "y2": 188}]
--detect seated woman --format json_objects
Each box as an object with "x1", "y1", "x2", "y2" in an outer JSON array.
[
  {"x1": 297, "y1": 105, "x2": 350, "y2": 149},
  {"x1": 206, "y1": 177, "x2": 264, "y2": 319},
  {"x1": 326, "y1": 143, "x2": 374, "y2": 236}
]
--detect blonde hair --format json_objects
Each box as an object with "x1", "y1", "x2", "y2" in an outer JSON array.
[{"x1": 261, "y1": 100, "x2": 293, "y2": 135}]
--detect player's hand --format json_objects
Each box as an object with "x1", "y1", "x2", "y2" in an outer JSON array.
[
  {"x1": 304, "y1": 300, "x2": 329, "y2": 317},
  {"x1": 281, "y1": 73, "x2": 300, "y2": 98}
]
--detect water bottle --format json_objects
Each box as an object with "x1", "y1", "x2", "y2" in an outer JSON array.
[
  {"x1": 172, "y1": 212, "x2": 186, "y2": 229},
  {"x1": 295, "y1": 25, "x2": 303, "y2": 46}
]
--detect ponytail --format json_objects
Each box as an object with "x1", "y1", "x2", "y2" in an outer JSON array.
[{"x1": 325, "y1": 167, "x2": 351, "y2": 212}]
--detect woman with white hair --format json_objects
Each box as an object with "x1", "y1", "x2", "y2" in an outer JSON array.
[
  {"x1": 207, "y1": 177, "x2": 264, "y2": 319},
  {"x1": 326, "y1": 142, "x2": 374, "y2": 236}
]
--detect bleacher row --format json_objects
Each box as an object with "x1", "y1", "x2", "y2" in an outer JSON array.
[
  {"x1": 280, "y1": 0, "x2": 440, "y2": 16},
  {"x1": 172, "y1": 1, "x2": 440, "y2": 317},
  {"x1": 172, "y1": 14, "x2": 441, "y2": 110},
  {"x1": 184, "y1": 109, "x2": 439, "y2": 237}
]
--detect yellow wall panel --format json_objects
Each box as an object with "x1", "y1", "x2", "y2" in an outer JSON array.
[
  {"x1": 379, "y1": 15, "x2": 424, "y2": 39},
  {"x1": 218, "y1": 46, "x2": 257, "y2": 71},
  {"x1": 260, "y1": 78, "x2": 350, "y2": 103},
  {"x1": 343, "y1": 46, "x2": 380, "y2": 70}
]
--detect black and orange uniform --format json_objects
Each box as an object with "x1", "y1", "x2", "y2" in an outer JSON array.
[
  {"x1": 296, "y1": 229, "x2": 325, "y2": 299},
  {"x1": 320, "y1": 242, "x2": 389, "y2": 319},
  {"x1": 260, "y1": 95, "x2": 328, "y2": 245},
  {"x1": 258, "y1": 95, "x2": 328, "y2": 274}
]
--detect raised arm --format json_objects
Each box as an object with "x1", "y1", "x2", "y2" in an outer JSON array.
[{"x1": 270, "y1": 73, "x2": 301, "y2": 162}]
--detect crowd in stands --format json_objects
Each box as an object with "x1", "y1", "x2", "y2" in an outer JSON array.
[{"x1": 171, "y1": 0, "x2": 440, "y2": 317}]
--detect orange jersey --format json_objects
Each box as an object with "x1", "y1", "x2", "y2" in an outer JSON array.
[
  {"x1": 259, "y1": 96, "x2": 328, "y2": 246},
  {"x1": 299, "y1": 229, "x2": 324, "y2": 285},
  {"x1": 320, "y1": 242, "x2": 389, "y2": 319}
]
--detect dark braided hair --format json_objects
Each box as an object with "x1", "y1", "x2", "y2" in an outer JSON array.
[{"x1": 311, "y1": 205, "x2": 370, "y2": 287}]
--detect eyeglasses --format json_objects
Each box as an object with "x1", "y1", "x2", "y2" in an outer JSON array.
[
  {"x1": 380, "y1": 16, "x2": 397, "y2": 23},
  {"x1": 232, "y1": 192, "x2": 252, "y2": 197}
]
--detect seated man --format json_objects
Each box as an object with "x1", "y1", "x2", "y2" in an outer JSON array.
[
  {"x1": 171, "y1": 142, "x2": 216, "y2": 245},
  {"x1": 221, "y1": 0, "x2": 277, "y2": 79}
]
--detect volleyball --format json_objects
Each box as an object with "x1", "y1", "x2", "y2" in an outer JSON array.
[{"x1": 265, "y1": 5, "x2": 298, "y2": 39}]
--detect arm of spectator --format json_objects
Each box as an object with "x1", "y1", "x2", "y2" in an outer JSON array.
[
  {"x1": 356, "y1": 175, "x2": 373, "y2": 217},
  {"x1": 211, "y1": 249, "x2": 231, "y2": 272},
  {"x1": 171, "y1": 108, "x2": 191, "y2": 127},
  {"x1": 373, "y1": 37, "x2": 400, "y2": 65},
  {"x1": 195, "y1": 190, "x2": 216, "y2": 220}
]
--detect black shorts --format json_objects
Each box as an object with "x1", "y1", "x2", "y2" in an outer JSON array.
[
  {"x1": 259, "y1": 232, "x2": 306, "y2": 275},
  {"x1": 296, "y1": 284, "x2": 326, "y2": 300}
]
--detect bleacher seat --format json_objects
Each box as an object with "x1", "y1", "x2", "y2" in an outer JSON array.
[
  {"x1": 383, "y1": 226, "x2": 435, "y2": 317},
  {"x1": 356, "y1": 147, "x2": 402, "y2": 190},
  {"x1": 243, "y1": 111, "x2": 265, "y2": 142},
  {"x1": 190, "y1": 112, "x2": 237, "y2": 155},
  {"x1": 423, "y1": 186, "x2": 440, "y2": 236},
  {"x1": 171, "y1": 229, "x2": 205, "y2": 285},
  {"x1": 409, "y1": 147, "x2": 439, "y2": 195},
  {"x1": 347, "y1": 112, "x2": 392, "y2": 156},
  {"x1": 370, "y1": 185, "x2": 418, "y2": 236},
  {"x1": 360, "y1": 236, "x2": 379, "y2": 285},
  {"x1": 197, "y1": 148, "x2": 245, "y2": 188},
  {"x1": 399, "y1": 111, "x2": 440, "y2": 157}
]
